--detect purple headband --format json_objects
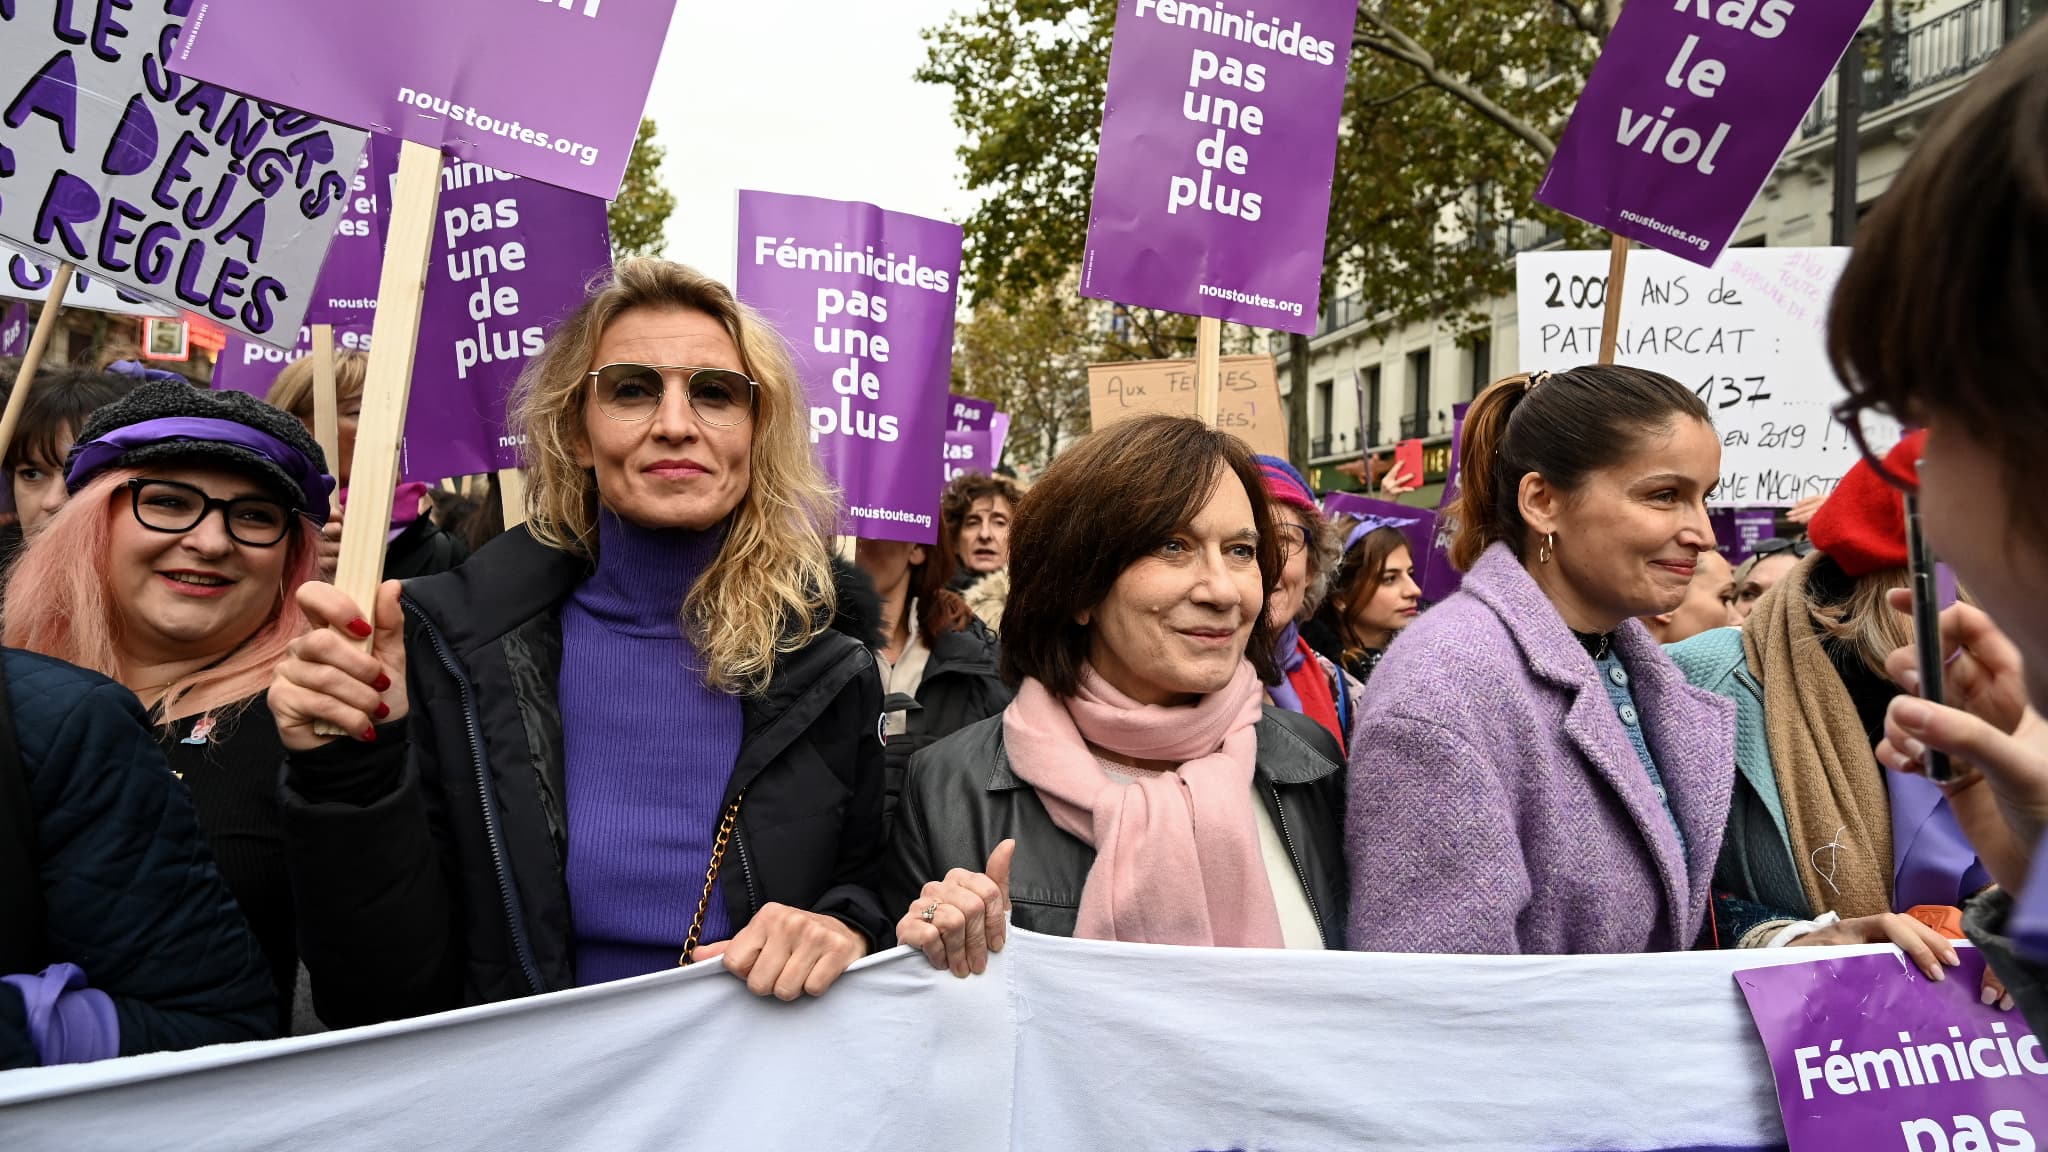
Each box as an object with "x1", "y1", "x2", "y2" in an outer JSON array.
[
  {"x1": 1344, "y1": 514, "x2": 1422, "y2": 552},
  {"x1": 66, "y1": 417, "x2": 336, "y2": 526}
]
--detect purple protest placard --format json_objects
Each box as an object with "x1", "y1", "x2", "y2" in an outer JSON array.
[
  {"x1": 1738, "y1": 950, "x2": 2048, "y2": 1152},
  {"x1": 943, "y1": 428, "x2": 992, "y2": 491},
  {"x1": 1709, "y1": 507, "x2": 1780, "y2": 563},
  {"x1": 0, "y1": 304, "x2": 26, "y2": 357},
  {"x1": 1536, "y1": 0, "x2": 1864, "y2": 267},
  {"x1": 214, "y1": 141, "x2": 609, "y2": 483},
  {"x1": 1079, "y1": 0, "x2": 1356, "y2": 335},
  {"x1": 949, "y1": 394, "x2": 1011, "y2": 468},
  {"x1": 304, "y1": 147, "x2": 384, "y2": 331},
  {"x1": 736, "y1": 190, "x2": 962, "y2": 545},
  {"x1": 173, "y1": 0, "x2": 676, "y2": 201},
  {"x1": 396, "y1": 149, "x2": 611, "y2": 480}
]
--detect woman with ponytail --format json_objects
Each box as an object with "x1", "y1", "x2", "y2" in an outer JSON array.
[{"x1": 1344, "y1": 367, "x2": 1749, "y2": 957}]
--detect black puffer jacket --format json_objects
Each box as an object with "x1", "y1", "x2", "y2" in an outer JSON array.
[
  {"x1": 280, "y1": 527, "x2": 889, "y2": 1029},
  {"x1": 0, "y1": 650, "x2": 274, "y2": 1068},
  {"x1": 887, "y1": 707, "x2": 1349, "y2": 949},
  {"x1": 882, "y1": 618, "x2": 1010, "y2": 825}
]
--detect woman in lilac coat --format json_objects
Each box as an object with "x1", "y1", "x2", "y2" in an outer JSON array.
[{"x1": 1346, "y1": 366, "x2": 1737, "y2": 955}]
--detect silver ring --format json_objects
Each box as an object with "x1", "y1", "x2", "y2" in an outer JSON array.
[{"x1": 920, "y1": 901, "x2": 940, "y2": 923}]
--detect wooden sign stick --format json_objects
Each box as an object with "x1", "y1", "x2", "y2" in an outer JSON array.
[
  {"x1": 1598, "y1": 233, "x2": 1630, "y2": 365},
  {"x1": 0, "y1": 262, "x2": 76, "y2": 461},
  {"x1": 309, "y1": 323, "x2": 342, "y2": 517},
  {"x1": 314, "y1": 140, "x2": 443, "y2": 736},
  {"x1": 1194, "y1": 315, "x2": 1222, "y2": 428},
  {"x1": 497, "y1": 466, "x2": 526, "y2": 529}
]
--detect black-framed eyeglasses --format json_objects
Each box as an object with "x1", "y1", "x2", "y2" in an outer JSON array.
[
  {"x1": 1276, "y1": 521, "x2": 1312, "y2": 558},
  {"x1": 1750, "y1": 537, "x2": 1814, "y2": 560},
  {"x1": 127, "y1": 479, "x2": 294, "y2": 547},
  {"x1": 1830, "y1": 397, "x2": 1918, "y2": 492},
  {"x1": 587, "y1": 363, "x2": 758, "y2": 427}
]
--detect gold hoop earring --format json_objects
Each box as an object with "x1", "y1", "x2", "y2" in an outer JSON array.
[{"x1": 1537, "y1": 532, "x2": 1555, "y2": 564}]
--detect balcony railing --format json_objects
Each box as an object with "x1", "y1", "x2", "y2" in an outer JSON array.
[
  {"x1": 1801, "y1": 0, "x2": 2026, "y2": 139},
  {"x1": 1311, "y1": 434, "x2": 1333, "y2": 458},
  {"x1": 1399, "y1": 413, "x2": 1428, "y2": 439}
]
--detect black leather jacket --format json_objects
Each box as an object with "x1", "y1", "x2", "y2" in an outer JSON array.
[
  {"x1": 282, "y1": 527, "x2": 889, "y2": 1028},
  {"x1": 886, "y1": 707, "x2": 1349, "y2": 949}
]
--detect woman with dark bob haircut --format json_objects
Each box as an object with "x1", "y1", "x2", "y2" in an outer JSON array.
[{"x1": 885, "y1": 415, "x2": 1347, "y2": 976}]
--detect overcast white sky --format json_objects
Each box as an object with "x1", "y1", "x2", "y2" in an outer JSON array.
[{"x1": 640, "y1": 3, "x2": 976, "y2": 285}]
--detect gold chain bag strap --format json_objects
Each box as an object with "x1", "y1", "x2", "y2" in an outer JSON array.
[{"x1": 678, "y1": 792, "x2": 745, "y2": 966}]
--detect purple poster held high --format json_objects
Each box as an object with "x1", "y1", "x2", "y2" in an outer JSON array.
[
  {"x1": 948, "y1": 393, "x2": 1010, "y2": 468},
  {"x1": 173, "y1": 0, "x2": 677, "y2": 200},
  {"x1": 397, "y1": 152, "x2": 611, "y2": 480},
  {"x1": 0, "y1": 303, "x2": 26, "y2": 357},
  {"x1": 304, "y1": 148, "x2": 385, "y2": 331},
  {"x1": 1536, "y1": 0, "x2": 1865, "y2": 267},
  {"x1": 1738, "y1": 949, "x2": 2048, "y2": 1152},
  {"x1": 736, "y1": 191, "x2": 962, "y2": 546},
  {"x1": 1079, "y1": 0, "x2": 1356, "y2": 336}
]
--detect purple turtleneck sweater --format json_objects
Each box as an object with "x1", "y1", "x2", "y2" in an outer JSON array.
[{"x1": 561, "y1": 512, "x2": 742, "y2": 985}]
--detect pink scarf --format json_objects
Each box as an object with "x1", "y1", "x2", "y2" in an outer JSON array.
[{"x1": 1003, "y1": 661, "x2": 1283, "y2": 948}]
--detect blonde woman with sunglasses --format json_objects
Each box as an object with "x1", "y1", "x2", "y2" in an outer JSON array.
[{"x1": 269, "y1": 259, "x2": 890, "y2": 1025}]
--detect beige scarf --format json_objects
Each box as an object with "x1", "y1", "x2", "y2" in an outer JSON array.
[{"x1": 1742, "y1": 555, "x2": 1892, "y2": 919}]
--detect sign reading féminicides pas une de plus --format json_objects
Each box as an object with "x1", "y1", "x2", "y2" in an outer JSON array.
[
  {"x1": 1537, "y1": 0, "x2": 1867, "y2": 266},
  {"x1": 1080, "y1": 0, "x2": 1356, "y2": 336}
]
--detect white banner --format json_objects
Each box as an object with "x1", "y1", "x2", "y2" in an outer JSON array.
[
  {"x1": 1515, "y1": 247, "x2": 1902, "y2": 508},
  {"x1": 0, "y1": 241, "x2": 171, "y2": 317},
  {"x1": 0, "y1": 930, "x2": 1915, "y2": 1151}
]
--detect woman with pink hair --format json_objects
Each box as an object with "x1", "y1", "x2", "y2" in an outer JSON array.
[{"x1": 4, "y1": 381, "x2": 332, "y2": 1034}]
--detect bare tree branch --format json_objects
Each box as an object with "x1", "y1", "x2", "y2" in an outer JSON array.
[{"x1": 1354, "y1": 9, "x2": 1558, "y2": 162}]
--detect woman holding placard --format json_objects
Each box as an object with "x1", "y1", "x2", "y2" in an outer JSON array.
[
  {"x1": 1344, "y1": 367, "x2": 1743, "y2": 956},
  {"x1": 4, "y1": 382, "x2": 338, "y2": 1031},
  {"x1": 888, "y1": 416, "x2": 1347, "y2": 971},
  {"x1": 268, "y1": 259, "x2": 890, "y2": 1024}
]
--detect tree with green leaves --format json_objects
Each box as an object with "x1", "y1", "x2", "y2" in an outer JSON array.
[
  {"x1": 918, "y1": 0, "x2": 1610, "y2": 359},
  {"x1": 608, "y1": 118, "x2": 677, "y2": 260},
  {"x1": 953, "y1": 273, "x2": 1097, "y2": 472}
]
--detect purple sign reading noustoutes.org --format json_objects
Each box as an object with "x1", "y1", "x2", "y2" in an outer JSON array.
[
  {"x1": 1080, "y1": 0, "x2": 1356, "y2": 336},
  {"x1": 1738, "y1": 950, "x2": 2048, "y2": 1152},
  {"x1": 1537, "y1": 0, "x2": 1865, "y2": 267},
  {"x1": 172, "y1": 0, "x2": 677, "y2": 201},
  {"x1": 736, "y1": 191, "x2": 962, "y2": 546}
]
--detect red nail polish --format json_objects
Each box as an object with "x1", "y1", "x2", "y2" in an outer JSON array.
[
  {"x1": 375, "y1": 702, "x2": 391, "y2": 720},
  {"x1": 372, "y1": 672, "x2": 392, "y2": 693},
  {"x1": 360, "y1": 727, "x2": 378, "y2": 743},
  {"x1": 346, "y1": 618, "x2": 373, "y2": 638}
]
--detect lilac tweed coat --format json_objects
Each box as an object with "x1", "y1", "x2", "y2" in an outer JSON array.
[{"x1": 1346, "y1": 543, "x2": 1737, "y2": 954}]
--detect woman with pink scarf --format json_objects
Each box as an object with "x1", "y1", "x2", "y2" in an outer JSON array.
[{"x1": 884, "y1": 415, "x2": 1347, "y2": 974}]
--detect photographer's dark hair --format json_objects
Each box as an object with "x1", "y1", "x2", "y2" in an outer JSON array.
[
  {"x1": 1827, "y1": 18, "x2": 2048, "y2": 541},
  {"x1": 1451, "y1": 365, "x2": 1711, "y2": 571},
  {"x1": 1002, "y1": 415, "x2": 1282, "y2": 695}
]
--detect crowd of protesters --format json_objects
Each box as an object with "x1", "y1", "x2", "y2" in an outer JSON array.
[{"x1": 1, "y1": 17, "x2": 2044, "y2": 1072}]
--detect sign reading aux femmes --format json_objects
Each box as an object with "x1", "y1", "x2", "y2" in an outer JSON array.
[{"x1": 1516, "y1": 247, "x2": 1900, "y2": 507}]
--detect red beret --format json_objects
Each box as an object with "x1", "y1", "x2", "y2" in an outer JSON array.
[{"x1": 1808, "y1": 430, "x2": 1925, "y2": 578}]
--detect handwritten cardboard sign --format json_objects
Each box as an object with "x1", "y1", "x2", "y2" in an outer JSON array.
[
  {"x1": 1516, "y1": 247, "x2": 1901, "y2": 507},
  {"x1": 1087, "y1": 354, "x2": 1286, "y2": 458}
]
